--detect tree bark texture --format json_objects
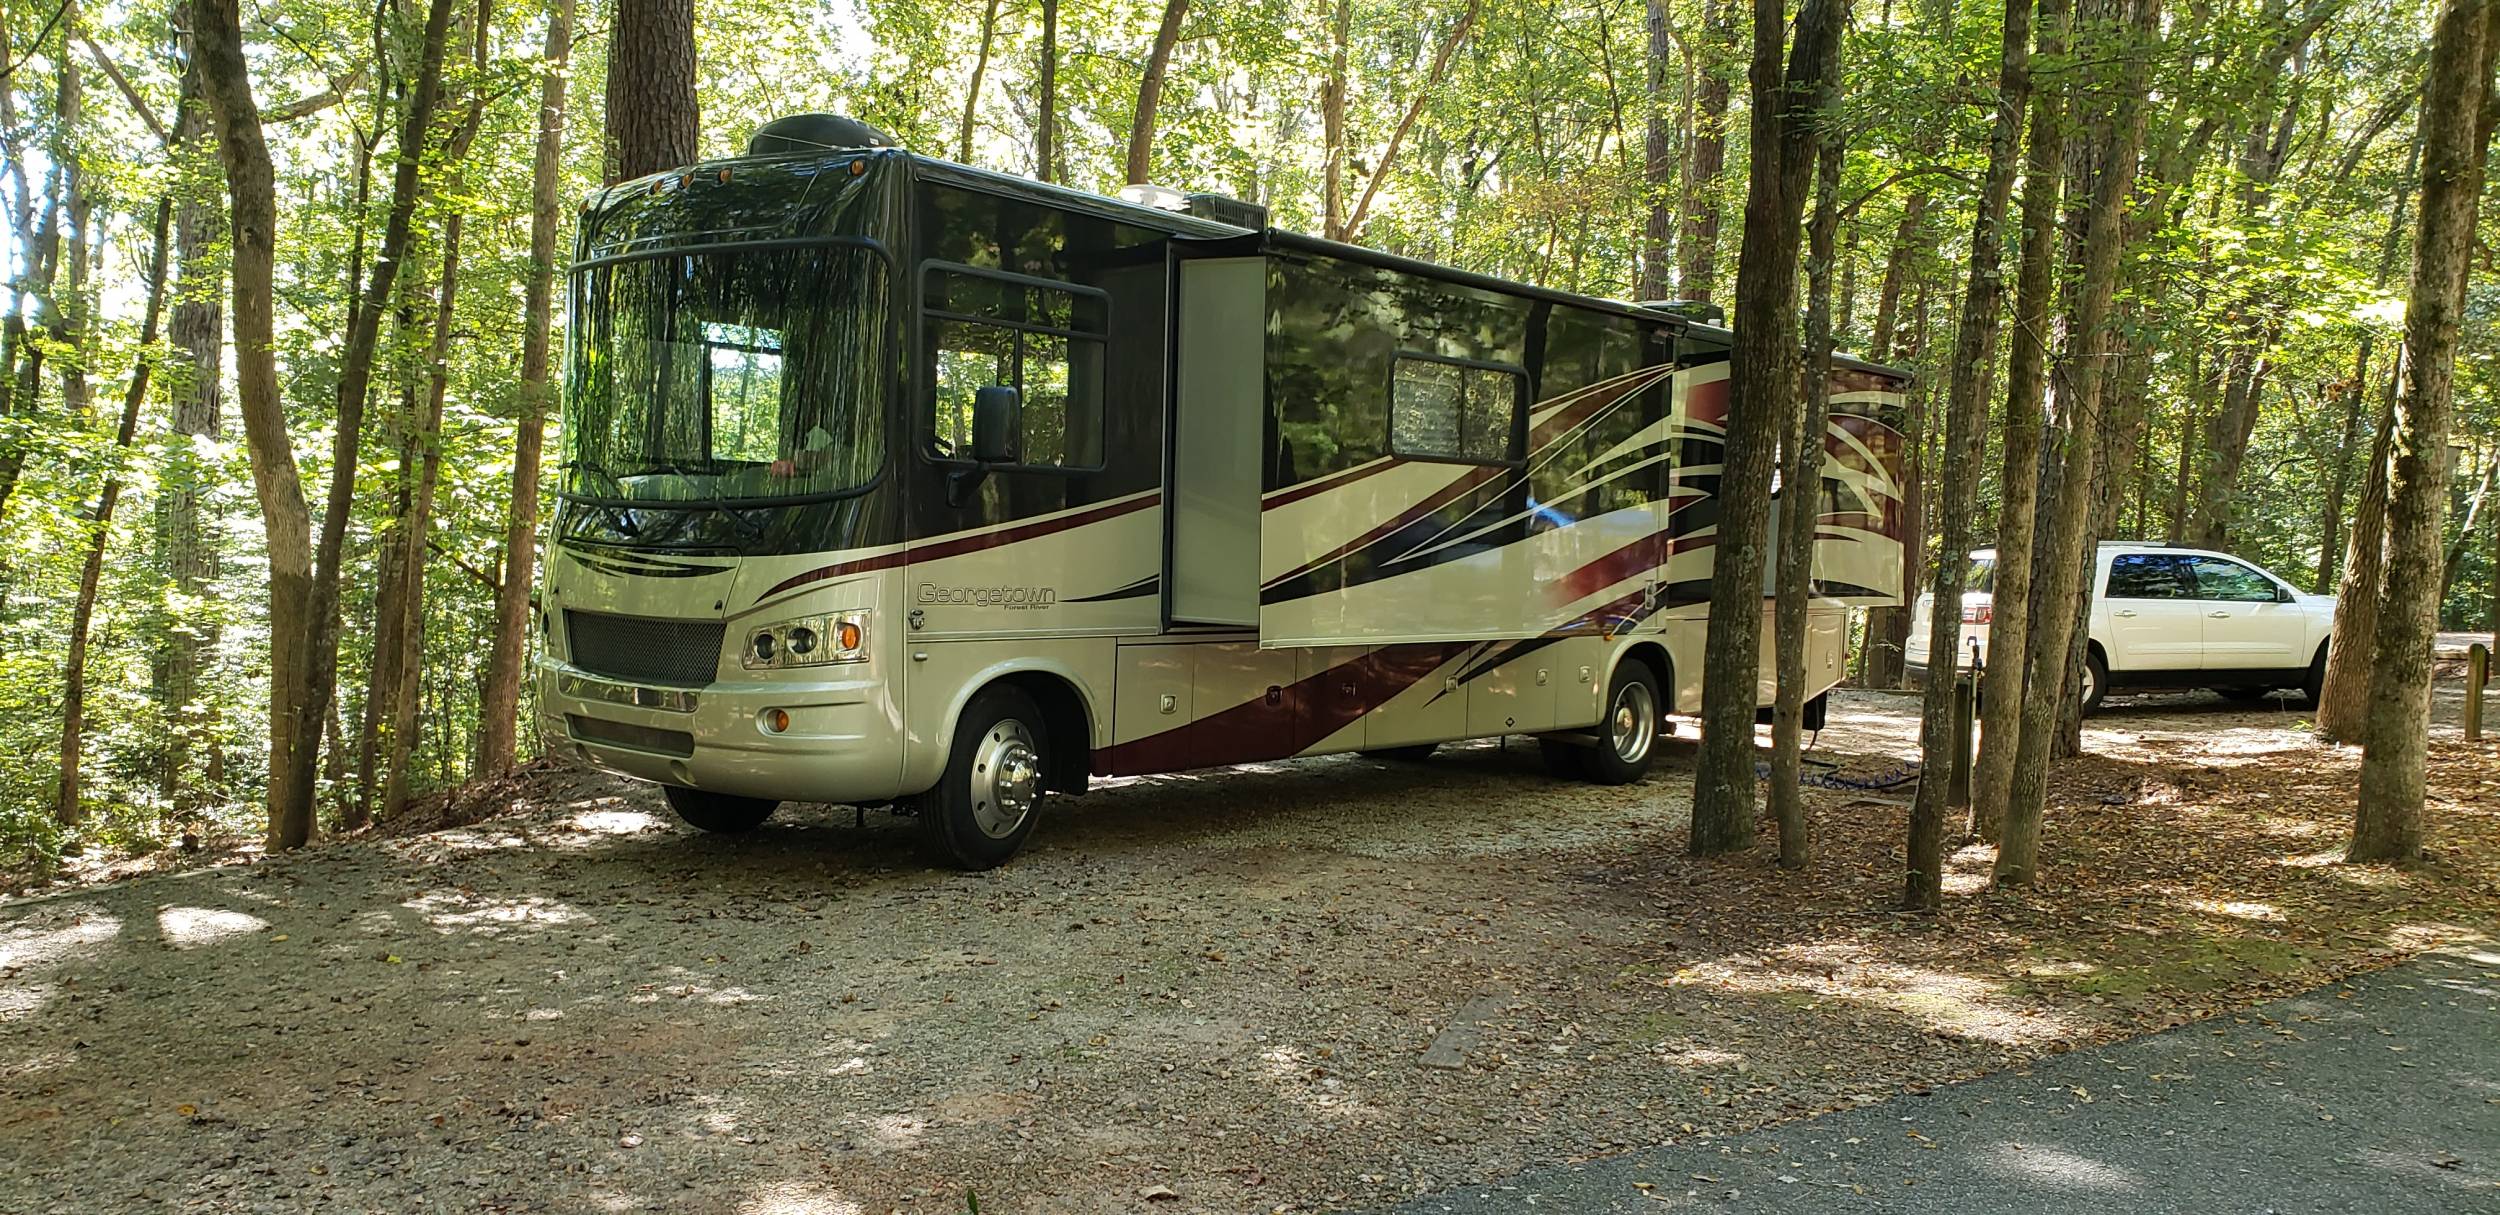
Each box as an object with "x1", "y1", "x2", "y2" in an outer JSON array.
[
  {"x1": 1036, "y1": 0, "x2": 1058, "y2": 182},
  {"x1": 160, "y1": 46, "x2": 228, "y2": 814},
  {"x1": 1994, "y1": 0, "x2": 2156, "y2": 887},
  {"x1": 960, "y1": 0, "x2": 1000, "y2": 164},
  {"x1": 604, "y1": 0, "x2": 697, "y2": 183},
  {"x1": 1677, "y1": 0, "x2": 1740, "y2": 300},
  {"x1": 1689, "y1": 0, "x2": 1845, "y2": 858},
  {"x1": 1969, "y1": 0, "x2": 2071, "y2": 842},
  {"x1": 1905, "y1": 0, "x2": 2034, "y2": 908},
  {"x1": 192, "y1": 0, "x2": 321, "y2": 849},
  {"x1": 2351, "y1": 0, "x2": 2500, "y2": 863},
  {"x1": 480, "y1": 0, "x2": 574, "y2": 778},
  {"x1": 1641, "y1": 0, "x2": 1679, "y2": 301},
  {"x1": 1124, "y1": 0, "x2": 1190, "y2": 184}
]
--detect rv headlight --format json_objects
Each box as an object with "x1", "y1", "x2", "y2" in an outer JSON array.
[{"x1": 742, "y1": 611, "x2": 869, "y2": 669}]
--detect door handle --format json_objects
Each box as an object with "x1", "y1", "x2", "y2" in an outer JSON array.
[
  {"x1": 2114, "y1": 609, "x2": 2137, "y2": 618},
  {"x1": 2208, "y1": 610, "x2": 2232, "y2": 619}
]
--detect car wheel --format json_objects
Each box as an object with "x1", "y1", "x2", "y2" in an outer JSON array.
[
  {"x1": 662, "y1": 785, "x2": 778, "y2": 834},
  {"x1": 2080, "y1": 649, "x2": 2108, "y2": 717},
  {"x1": 1578, "y1": 662, "x2": 1664, "y2": 785},
  {"x1": 2300, "y1": 643, "x2": 2329, "y2": 708},
  {"x1": 1362, "y1": 744, "x2": 1438, "y2": 763},
  {"x1": 915, "y1": 684, "x2": 1049, "y2": 870}
]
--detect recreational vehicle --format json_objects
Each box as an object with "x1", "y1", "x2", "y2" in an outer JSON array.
[{"x1": 536, "y1": 114, "x2": 1911, "y2": 869}]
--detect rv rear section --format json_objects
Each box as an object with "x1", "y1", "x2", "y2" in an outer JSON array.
[{"x1": 535, "y1": 127, "x2": 1911, "y2": 868}]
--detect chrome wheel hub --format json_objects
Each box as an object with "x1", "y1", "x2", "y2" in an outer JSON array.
[
  {"x1": 970, "y1": 718, "x2": 1041, "y2": 839},
  {"x1": 1610, "y1": 681, "x2": 1657, "y2": 764}
]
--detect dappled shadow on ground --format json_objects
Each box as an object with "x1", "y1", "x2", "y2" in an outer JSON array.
[{"x1": 0, "y1": 690, "x2": 2492, "y2": 1212}]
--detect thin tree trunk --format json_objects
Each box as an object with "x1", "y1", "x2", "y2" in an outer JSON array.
[
  {"x1": 1340, "y1": 0, "x2": 1482, "y2": 243},
  {"x1": 1995, "y1": 0, "x2": 2157, "y2": 887},
  {"x1": 1322, "y1": 0, "x2": 1351, "y2": 238},
  {"x1": 1677, "y1": 0, "x2": 1740, "y2": 300},
  {"x1": 2352, "y1": 0, "x2": 2500, "y2": 862},
  {"x1": 381, "y1": 215, "x2": 465, "y2": 821},
  {"x1": 1770, "y1": 115, "x2": 1848, "y2": 871},
  {"x1": 160, "y1": 42, "x2": 226, "y2": 814},
  {"x1": 57, "y1": 199, "x2": 173, "y2": 826},
  {"x1": 1036, "y1": 0, "x2": 1058, "y2": 182},
  {"x1": 2444, "y1": 447, "x2": 2495, "y2": 594},
  {"x1": 1689, "y1": 0, "x2": 1845, "y2": 857},
  {"x1": 604, "y1": 0, "x2": 697, "y2": 182},
  {"x1": 1905, "y1": 0, "x2": 2034, "y2": 909},
  {"x1": 480, "y1": 0, "x2": 574, "y2": 777},
  {"x1": 1124, "y1": 0, "x2": 1190, "y2": 184},
  {"x1": 960, "y1": 0, "x2": 1001, "y2": 164},
  {"x1": 1969, "y1": 0, "x2": 2072, "y2": 841},
  {"x1": 1641, "y1": 0, "x2": 1679, "y2": 301},
  {"x1": 193, "y1": 0, "x2": 321, "y2": 849},
  {"x1": 2318, "y1": 354, "x2": 2404, "y2": 742}
]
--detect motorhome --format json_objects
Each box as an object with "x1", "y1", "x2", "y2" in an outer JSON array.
[{"x1": 536, "y1": 114, "x2": 1912, "y2": 868}]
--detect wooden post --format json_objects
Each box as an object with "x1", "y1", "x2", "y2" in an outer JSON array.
[{"x1": 2469, "y1": 643, "x2": 2489, "y2": 742}]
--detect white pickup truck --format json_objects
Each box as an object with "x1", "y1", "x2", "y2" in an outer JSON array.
[{"x1": 1903, "y1": 541, "x2": 2337, "y2": 713}]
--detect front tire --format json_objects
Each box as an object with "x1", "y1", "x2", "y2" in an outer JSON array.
[
  {"x1": 1579, "y1": 662, "x2": 1664, "y2": 785},
  {"x1": 915, "y1": 684, "x2": 1049, "y2": 870},
  {"x1": 662, "y1": 785, "x2": 778, "y2": 834},
  {"x1": 2080, "y1": 649, "x2": 2109, "y2": 716},
  {"x1": 2300, "y1": 643, "x2": 2329, "y2": 708}
]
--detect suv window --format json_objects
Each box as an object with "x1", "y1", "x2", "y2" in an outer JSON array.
[
  {"x1": 2186, "y1": 556, "x2": 2281, "y2": 603},
  {"x1": 2105, "y1": 553, "x2": 2191, "y2": 599}
]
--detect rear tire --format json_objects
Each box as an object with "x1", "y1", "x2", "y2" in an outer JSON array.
[
  {"x1": 1579, "y1": 662, "x2": 1664, "y2": 785},
  {"x1": 1363, "y1": 744, "x2": 1438, "y2": 763},
  {"x1": 2080, "y1": 649, "x2": 2109, "y2": 717},
  {"x1": 915, "y1": 685, "x2": 1049, "y2": 871},
  {"x1": 662, "y1": 786, "x2": 778, "y2": 834}
]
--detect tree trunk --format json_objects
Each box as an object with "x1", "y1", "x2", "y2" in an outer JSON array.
[
  {"x1": 381, "y1": 216, "x2": 464, "y2": 821},
  {"x1": 1689, "y1": 0, "x2": 1844, "y2": 857},
  {"x1": 1677, "y1": 0, "x2": 1740, "y2": 300},
  {"x1": 160, "y1": 43, "x2": 227, "y2": 815},
  {"x1": 1770, "y1": 116, "x2": 1848, "y2": 871},
  {"x1": 2318, "y1": 357, "x2": 2403, "y2": 742},
  {"x1": 1036, "y1": 0, "x2": 1058, "y2": 182},
  {"x1": 1124, "y1": 0, "x2": 1190, "y2": 184},
  {"x1": 480, "y1": 0, "x2": 574, "y2": 778},
  {"x1": 1322, "y1": 0, "x2": 1351, "y2": 238},
  {"x1": 2441, "y1": 444, "x2": 2493, "y2": 595},
  {"x1": 1968, "y1": 0, "x2": 2070, "y2": 841},
  {"x1": 1994, "y1": 0, "x2": 2156, "y2": 887},
  {"x1": 960, "y1": 0, "x2": 1001, "y2": 164},
  {"x1": 604, "y1": 0, "x2": 698, "y2": 182},
  {"x1": 2353, "y1": 0, "x2": 2500, "y2": 861},
  {"x1": 1641, "y1": 0, "x2": 1679, "y2": 301},
  {"x1": 57, "y1": 199, "x2": 174, "y2": 826},
  {"x1": 291, "y1": 0, "x2": 458, "y2": 845},
  {"x1": 1905, "y1": 0, "x2": 2034, "y2": 909},
  {"x1": 192, "y1": 0, "x2": 321, "y2": 849},
  {"x1": 1340, "y1": 0, "x2": 1481, "y2": 243}
]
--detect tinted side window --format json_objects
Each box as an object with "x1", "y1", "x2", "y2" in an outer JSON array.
[
  {"x1": 2188, "y1": 556, "x2": 2280, "y2": 602},
  {"x1": 2105, "y1": 554, "x2": 2188, "y2": 599},
  {"x1": 1390, "y1": 355, "x2": 1522, "y2": 463},
  {"x1": 925, "y1": 267, "x2": 1107, "y2": 468}
]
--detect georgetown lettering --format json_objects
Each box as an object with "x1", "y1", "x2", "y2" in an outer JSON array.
[{"x1": 916, "y1": 583, "x2": 1059, "y2": 609}]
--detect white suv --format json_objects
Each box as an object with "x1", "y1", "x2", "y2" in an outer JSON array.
[{"x1": 1903, "y1": 542, "x2": 2336, "y2": 713}]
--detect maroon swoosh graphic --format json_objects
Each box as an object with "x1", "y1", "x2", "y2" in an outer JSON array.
[
  {"x1": 1093, "y1": 642, "x2": 1471, "y2": 776},
  {"x1": 1550, "y1": 527, "x2": 1716, "y2": 609},
  {"x1": 1684, "y1": 378, "x2": 1731, "y2": 429},
  {"x1": 1264, "y1": 457, "x2": 1399, "y2": 509},
  {"x1": 1259, "y1": 463, "x2": 1508, "y2": 591},
  {"x1": 754, "y1": 493, "x2": 1160, "y2": 604}
]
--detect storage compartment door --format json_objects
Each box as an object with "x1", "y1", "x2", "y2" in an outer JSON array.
[{"x1": 1166, "y1": 255, "x2": 1265, "y2": 627}]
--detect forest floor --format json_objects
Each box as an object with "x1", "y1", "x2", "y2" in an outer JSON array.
[{"x1": 2, "y1": 686, "x2": 2495, "y2": 1214}]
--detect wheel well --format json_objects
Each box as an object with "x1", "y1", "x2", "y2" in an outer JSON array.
[
  {"x1": 995, "y1": 672, "x2": 1093, "y2": 795},
  {"x1": 2087, "y1": 639, "x2": 2108, "y2": 667},
  {"x1": 1618, "y1": 642, "x2": 1673, "y2": 711}
]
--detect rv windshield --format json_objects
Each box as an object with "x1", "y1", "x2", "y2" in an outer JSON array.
[{"x1": 565, "y1": 241, "x2": 887, "y2": 505}]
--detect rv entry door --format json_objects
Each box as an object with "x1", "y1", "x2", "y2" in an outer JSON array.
[{"x1": 1164, "y1": 247, "x2": 1265, "y2": 628}]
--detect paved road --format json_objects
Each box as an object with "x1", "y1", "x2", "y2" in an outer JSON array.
[{"x1": 1387, "y1": 950, "x2": 2500, "y2": 1214}]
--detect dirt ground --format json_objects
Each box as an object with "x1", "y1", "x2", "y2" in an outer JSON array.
[{"x1": 2, "y1": 686, "x2": 2494, "y2": 1214}]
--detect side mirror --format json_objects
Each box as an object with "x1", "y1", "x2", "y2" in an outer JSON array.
[
  {"x1": 2277, "y1": 585, "x2": 2297, "y2": 604},
  {"x1": 971, "y1": 385, "x2": 1021, "y2": 464}
]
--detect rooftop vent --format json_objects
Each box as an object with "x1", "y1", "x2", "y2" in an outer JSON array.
[{"x1": 746, "y1": 113, "x2": 900, "y2": 158}]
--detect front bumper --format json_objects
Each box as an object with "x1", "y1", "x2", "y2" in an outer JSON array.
[{"x1": 535, "y1": 660, "x2": 906, "y2": 803}]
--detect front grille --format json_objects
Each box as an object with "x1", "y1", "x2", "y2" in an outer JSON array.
[
  {"x1": 567, "y1": 714, "x2": 696, "y2": 757},
  {"x1": 564, "y1": 611, "x2": 725, "y2": 686}
]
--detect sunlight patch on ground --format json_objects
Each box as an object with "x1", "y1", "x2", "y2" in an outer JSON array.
[
  {"x1": 2177, "y1": 896, "x2": 2284, "y2": 922},
  {"x1": 736, "y1": 1181, "x2": 867, "y2": 1215},
  {"x1": 157, "y1": 906, "x2": 268, "y2": 949},
  {"x1": 1976, "y1": 1141, "x2": 2144, "y2": 1191},
  {"x1": 1259, "y1": 1043, "x2": 1384, "y2": 1121},
  {"x1": 1668, "y1": 943, "x2": 2075, "y2": 1046},
  {"x1": 569, "y1": 808, "x2": 668, "y2": 834},
  {"x1": 861, "y1": 1112, "x2": 928, "y2": 1151},
  {"x1": 0, "y1": 904, "x2": 120, "y2": 971},
  {"x1": 406, "y1": 892, "x2": 588, "y2": 935}
]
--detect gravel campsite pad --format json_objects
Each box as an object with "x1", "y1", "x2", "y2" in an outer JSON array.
[{"x1": 3, "y1": 689, "x2": 2495, "y2": 1213}]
